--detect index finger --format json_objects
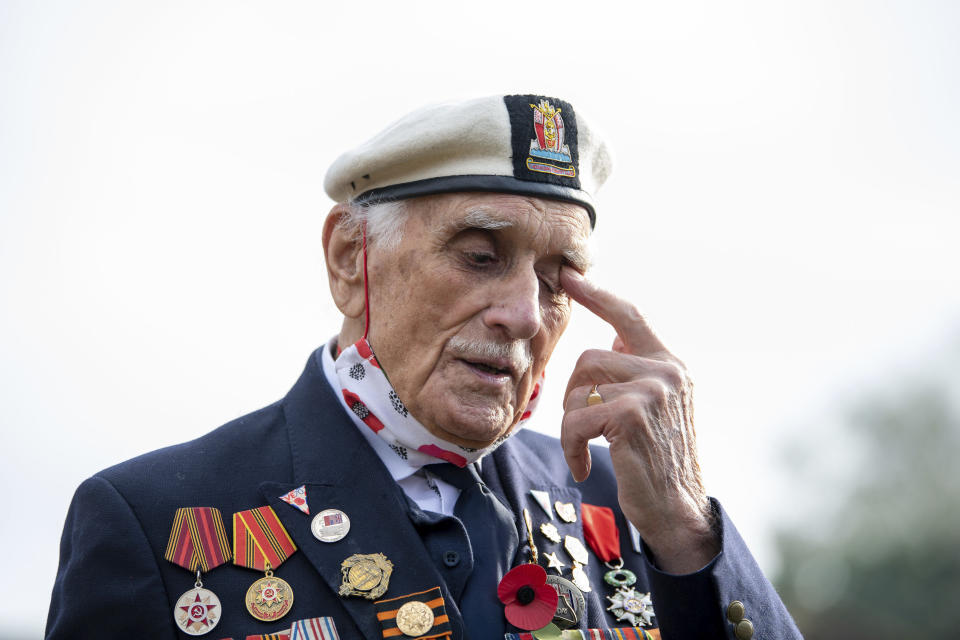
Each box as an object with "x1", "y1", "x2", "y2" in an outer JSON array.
[{"x1": 560, "y1": 266, "x2": 667, "y2": 357}]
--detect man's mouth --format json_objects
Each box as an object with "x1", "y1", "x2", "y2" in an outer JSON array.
[
  {"x1": 446, "y1": 336, "x2": 533, "y2": 383},
  {"x1": 464, "y1": 359, "x2": 512, "y2": 377}
]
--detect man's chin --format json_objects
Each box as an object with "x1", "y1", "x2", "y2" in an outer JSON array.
[{"x1": 426, "y1": 402, "x2": 514, "y2": 449}]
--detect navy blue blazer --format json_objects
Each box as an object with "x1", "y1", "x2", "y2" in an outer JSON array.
[{"x1": 47, "y1": 348, "x2": 801, "y2": 639}]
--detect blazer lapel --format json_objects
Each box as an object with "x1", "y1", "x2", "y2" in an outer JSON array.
[
  {"x1": 265, "y1": 349, "x2": 462, "y2": 639},
  {"x1": 484, "y1": 436, "x2": 584, "y2": 566},
  {"x1": 486, "y1": 435, "x2": 616, "y2": 629}
]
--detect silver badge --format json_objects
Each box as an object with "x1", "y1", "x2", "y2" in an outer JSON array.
[
  {"x1": 546, "y1": 574, "x2": 586, "y2": 629},
  {"x1": 311, "y1": 508, "x2": 351, "y2": 543}
]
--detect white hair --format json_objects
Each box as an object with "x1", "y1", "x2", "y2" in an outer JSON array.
[{"x1": 338, "y1": 200, "x2": 409, "y2": 249}]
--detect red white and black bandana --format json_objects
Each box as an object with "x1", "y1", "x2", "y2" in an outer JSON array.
[{"x1": 334, "y1": 337, "x2": 542, "y2": 468}]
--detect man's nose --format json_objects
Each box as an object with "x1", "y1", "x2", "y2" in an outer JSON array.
[{"x1": 481, "y1": 267, "x2": 542, "y2": 340}]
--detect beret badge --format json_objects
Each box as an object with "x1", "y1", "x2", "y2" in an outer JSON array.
[{"x1": 527, "y1": 99, "x2": 576, "y2": 178}]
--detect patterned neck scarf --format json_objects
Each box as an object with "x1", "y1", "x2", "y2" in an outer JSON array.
[{"x1": 334, "y1": 337, "x2": 542, "y2": 468}]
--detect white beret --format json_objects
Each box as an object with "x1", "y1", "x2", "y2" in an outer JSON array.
[{"x1": 323, "y1": 94, "x2": 612, "y2": 227}]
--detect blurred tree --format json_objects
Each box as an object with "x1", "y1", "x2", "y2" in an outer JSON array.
[{"x1": 774, "y1": 370, "x2": 960, "y2": 638}]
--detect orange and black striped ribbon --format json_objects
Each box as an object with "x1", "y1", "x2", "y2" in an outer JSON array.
[
  {"x1": 164, "y1": 507, "x2": 232, "y2": 572},
  {"x1": 232, "y1": 506, "x2": 297, "y2": 571},
  {"x1": 374, "y1": 586, "x2": 451, "y2": 639}
]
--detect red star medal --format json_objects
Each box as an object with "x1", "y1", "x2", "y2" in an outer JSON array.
[{"x1": 163, "y1": 507, "x2": 233, "y2": 635}]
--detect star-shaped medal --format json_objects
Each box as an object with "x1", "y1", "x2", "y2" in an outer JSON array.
[
  {"x1": 174, "y1": 587, "x2": 221, "y2": 635},
  {"x1": 544, "y1": 551, "x2": 566, "y2": 572},
  {"x1": 606, "y1": 587, "x2": 655, "y2": 627}
]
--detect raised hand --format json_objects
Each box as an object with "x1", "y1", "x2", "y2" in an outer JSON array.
[{"x1": 559, "y1": 267, "x2": 720, "y2": 573}]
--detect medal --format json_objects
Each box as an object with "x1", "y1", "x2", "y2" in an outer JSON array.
[
  {"x1": 563, "y1": 535, "x2": 589, "y2": 566},
  {"x1": 279, "y1": 485, "x2": 310, "y2": 515},
  {"x1": 545, "y1": 574, "x2": 586, "y2": 629},
  {"x1": 522, "y1": 508, "x2": 539, "y2": 564},
  {"x1": 245, "y1": 571, "x2": 295, "y2": 622},
  {"x1": 570, "y1": 562, "x2": 592, "y2": 592},
  {"x1": 233, "y1": 506, "x2": 298, "y2": 622},
  {"x1": 373, "y1": 586, "x2": 452, "y2": 638},
  {"x1": 555, "y1": 501, "x2": 577, "y2": 523},
  {"x1": 540, "y1": 522, "x2": 561, "y2": 544},
  {"x1": 164, "y1": 507, "x2": 232, "y2": 636},
  {"x1": 311, "y1": 508, "x2": 351, "y2": 543},
  {"x1": 580, "y1": 502, "x2": 655, "y2": 627},
  {"x1": 396, "y1": 601, "x2": 434, "y2": 636},
  {"x1": 543, "y1": 551, "x2": 565, "y2": 572},
  {"x1": 339, "y1": 553, "x2": 393, "y2": 599},
  {"x1": 529, "y1": 489, "x2": 554, "y2": 519},
  {"x1": 521, "y1": 506, "x2": 587, "y2": 626},
  {"x1": 607, "y1": 587, "x2": 655, "y2": 626},
  {"x1": 174, "y1": 576, "x2": 222, "y2": 636}
]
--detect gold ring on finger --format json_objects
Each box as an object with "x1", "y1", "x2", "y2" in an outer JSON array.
[{"x1": 586, "y1": 383, "x2": 604, "y2": 407}]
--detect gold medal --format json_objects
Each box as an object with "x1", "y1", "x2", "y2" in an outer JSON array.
[
  {"x1": 395, "y1": 600, "x2": 435, "y2": 636},
  {"x1": 374, "y1": 586, "x2": 451, "y2": 639},
  {"x1": 232, "y1": 506, "x2": 299, "y2": 622},
  {"x1": 245, "y1": 570, "x2": 294, "y2": 622},
  {"x1": 339, "y1": 553, "x2": 393, "y2": 599},
  {"x1": 522, "y1": 508, "x2": 539, "y2": 564}
]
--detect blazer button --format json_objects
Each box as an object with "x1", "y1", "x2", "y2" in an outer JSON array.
[
  {"x1": 726, "y1": 600, "x2": 745, "y2": 623},
  {"x1": 734, "y1": 619, "x2": 754, "y2": 640},
  {"x1": 443, "y1": 550, "x2": 461, "y2": 567}
]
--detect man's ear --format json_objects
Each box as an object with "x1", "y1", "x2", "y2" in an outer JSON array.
[{"x1": 322, "y1": 204, "x2": 366, "y2": 319}]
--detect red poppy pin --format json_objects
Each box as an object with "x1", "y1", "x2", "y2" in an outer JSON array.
[{"x1": 497, "y1": 563, "x2": 559, "y2": 630}]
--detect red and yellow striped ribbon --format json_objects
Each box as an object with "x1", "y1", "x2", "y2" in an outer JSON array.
[
  {"x1": 232, "y1": 506, "x2": 297, "y2": 571},
  {"x1": 164, "y1": 507, "x2": 232, "y2": 572}
]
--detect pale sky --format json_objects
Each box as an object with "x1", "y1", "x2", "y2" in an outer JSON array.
[{"x1": 2, "y1": 1, "x2": 958, "y2": 636}]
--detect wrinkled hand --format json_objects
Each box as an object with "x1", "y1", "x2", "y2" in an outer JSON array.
[{"x1": 559, "y1": 267, "x2": 719, "y2": 573}]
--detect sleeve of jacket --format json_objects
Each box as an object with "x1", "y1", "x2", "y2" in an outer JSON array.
[
  {"x1": 641, "y1": 499, "x2": 803, "y2": 640},
  {"x1": 46, "y1": 475, "x2": 178, "y2": 640}
]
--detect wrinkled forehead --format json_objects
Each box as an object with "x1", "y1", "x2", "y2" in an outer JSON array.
[{"x1": 415, "y1": 192, "x2": 593, "y2": 271}]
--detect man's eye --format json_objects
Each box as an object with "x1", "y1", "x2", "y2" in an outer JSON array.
[
  {"x1": 539, "y1": 276, "x2": 562, "y2": 296},
  {"x1": 465, "y1": 252, "x2": 497, "y2": 266}
]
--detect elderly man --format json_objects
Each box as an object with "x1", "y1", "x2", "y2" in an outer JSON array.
[{"x1": 47, "y1": 95, "x2": 800, "y2": 639}]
